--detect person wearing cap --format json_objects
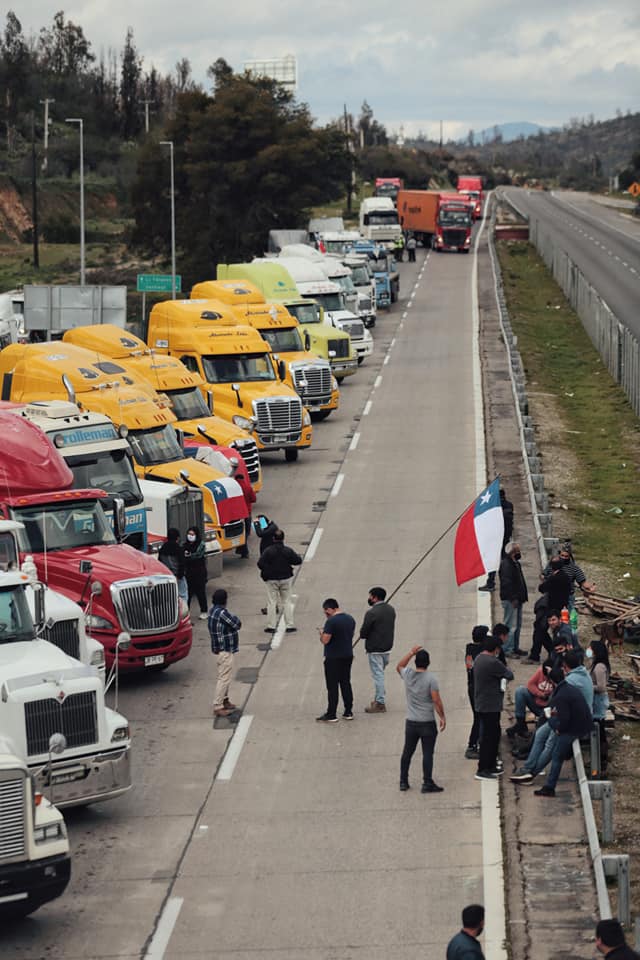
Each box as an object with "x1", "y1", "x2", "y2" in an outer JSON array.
[
  {"x1": 229, "y1": 455, "x2": 256, "y2": 559},
  {"x1": 595, "y1": 918, "x2": 640, "y2": 958},
  {"x1": 499, "y1": 542, "x2": 528, "y2": 657},
  {"x1": 464, "y1": 625, "x2": 490, "y2": 760},
  {"x1": 397, "y1": 645, "x2": 446, "y2": 793}
]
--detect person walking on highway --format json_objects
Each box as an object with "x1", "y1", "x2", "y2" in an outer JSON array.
[
  {"x1": 208, "y1": 588, "x2": 241, "y2": 718},
  {"x1": 230, "y1": 455, "x2": 256, "y2": 559},
  {"x1": 473, "y1": 637, "x2": 513, "y2": 780},
  {"x1": 397, "y1": 646, "x2": 446, "y2": 793},
  {"x1": 257, "y1": 529, "x2": 302, "y2": 633},
  {"x1": 406, "y1": 234, "x2": 417, "y2": 262},
  {"x1": 499, "y1": 542, "x2": 528, "y2": 656},
  {"x1": 446, "y1": 904, "x2": 486, "y2": 960},
  {"x1": 479, "y1": 487, "x2": 513, "y2": 592},
  {"x1": 158, "y1": 527, "x2": 188, "y2": 604},
  {"x1": 359, "y1": 586, "x2": 396, "y2": 714},
  {"x1": 183, "y1": 526, "x2": 208, "y2": 620},
  {"x1": 317, "y1": 598, "x2": 355, "y2": 722}
]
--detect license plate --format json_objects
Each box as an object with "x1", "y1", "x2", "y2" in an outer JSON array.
[
  {"x1": 52, "y1": 768, "x2": 86, "y2": 785},
  {"x1": 231, "y1": 536, "x2": 242, "y2": 547},
  {"x1": 145, "y1": 654, "x2": 165, "y2": 666},
  {"x1": 308, "y1": 405, "x2": 321, "y2": 412},
  {"x1": 273, "y1": 435, "x2": 288, "y2": 443}
]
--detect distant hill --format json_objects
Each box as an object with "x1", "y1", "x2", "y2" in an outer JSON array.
[{"x1": 471, "y1": 122, "x2": 554, "y2": 143}]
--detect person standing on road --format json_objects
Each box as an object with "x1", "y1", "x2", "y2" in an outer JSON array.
[
  {"x1": 158, "y1": 527, "x2": 188, "y2": 604},
  {"x1": 359, "y1": 586, "x2": 396, "y2": 714},
  {"x1": 446, "y1": 904, "x2": 486, "y2": 960},
  {"x1": 406, "y1": 234, "x2": 417, "y2": 262},
  {"x1": 479, "y1": 487, "x2": 514, "y2": 593},
  {"x1": 183, "y1": 526, "x2": 208, "y2": 620},
  {"x1": 397, "y1": 646, "x2": 446, "y2": 793},
  {"x1": 208, "y1": 588, "x2": 241, "y2": 718},
  {"x1": 464, "y1": 625, "x2": 490, "y2": 760},
  {"x1": 595, "y1": 918, "x2": 640, "y2": 958},
  {"x1": 473, "y1": 637, "x2": 513, "y2": 780},
  {"x1": 317, "y1": 598, "x2": 355, "y2": 723},
  {"x1": 257, "y1": 529, "x2": 302, "y2": 634},
  {"x1": 499, "y1": 542, "x2": 528, "y2": 656}
]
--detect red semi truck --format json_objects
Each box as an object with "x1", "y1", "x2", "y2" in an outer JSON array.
[
  {"x1": 456, "y1": 176, "x2": 483, "y2": 219},
  {"x1": 433, "y1": 193, "x2": 473, "y2": 253},
  {"x1": 374, "y1": 178, "x2": 404, "y2": 203},
  {"x1": 0, "y1": 411, "x2": 193, "y2": 671}
]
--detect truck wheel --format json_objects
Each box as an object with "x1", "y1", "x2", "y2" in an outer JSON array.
[
  {"x1": 357, "y1": 356, "x2": 364, "y2": 365},
  {"x1": 285, "y1": 448, "x2": 299, "y2": 462},
  {"x1": 310, "y1": 410, "x2": 331, "y2": 421},
  {"x1": 335, "y1": 376, "x2": 345, "y2": 383},
  {"x1": 462, "y1": 248, "x2": 470, "y2": 254}
]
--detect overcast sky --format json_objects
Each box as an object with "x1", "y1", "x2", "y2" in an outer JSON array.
[{"x1": 16, "y1": 2, "x2": 640, "y2": 139}]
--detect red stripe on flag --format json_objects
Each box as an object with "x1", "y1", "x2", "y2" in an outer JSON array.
[{"x1": 454, "y1": 504, "x2": 485, "y2": 586}]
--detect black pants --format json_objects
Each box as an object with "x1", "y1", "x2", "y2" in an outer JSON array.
[
  {"x1": 324, "y1": 657, "x2": 353, "y2": 718},
  {"x1": 400, "y1": 720, "x2": 437, "y2": 784},
  {"x1": 187, "y1": 571, "x2": 208, "y2": 614},
  {"x1": 477, "y1": 711, "x2": 501, "y2": 772},
  {"x1": 595, "y1": 718, "x2": 609, "y2": 768},
  {"x1": 407, "y1": 248, "x2": 416, "y2": 262},
  {"x1": 467, "y1": 687, "x2": 480, "y2": 749},
  {"x1": 530, "y1": 622, "x2": 553, "y2": 662}
]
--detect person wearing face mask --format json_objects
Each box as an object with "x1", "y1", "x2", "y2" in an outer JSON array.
[
  {"x1": 183, "y1": 526, "x2": 208, "y2": 620},
  {"x1": 358, "y1": 586, "x2": 396, "y2": 714},
  {"x1": 588, "y1": 639, "x2": 611, "y2": 772},
  {"x1": 498, "y1": 542, "x2": 528, "y2": 657}
]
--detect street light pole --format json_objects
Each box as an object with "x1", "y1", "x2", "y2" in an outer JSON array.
[
  {"x1": 65, "y1": 117, "x2": 85, "y2": 285},
  {"x1": 160, "y1": 140, "x2": 176, "y2": 299}
]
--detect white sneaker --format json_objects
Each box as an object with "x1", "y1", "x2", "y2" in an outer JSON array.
[{"x1": 198, "y1": 613, "x2": 208, "y2": 621}]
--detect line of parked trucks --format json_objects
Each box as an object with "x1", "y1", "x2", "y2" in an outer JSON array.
[{"x1": 0, "y1": 237, "x2": 403, "y2": 918}]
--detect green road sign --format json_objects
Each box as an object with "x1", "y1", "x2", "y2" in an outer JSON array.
[{"x1": 136, "y1": 274, "x2": 182, "y2": 293}]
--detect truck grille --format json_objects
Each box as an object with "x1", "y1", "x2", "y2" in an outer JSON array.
[
  {"x1": 112, "y1": 577, "x2": 179, "y2": 635},
  {"x1": 341, "y1": 320, "x2": 364, "y2": 340},
  {"x1": 232, "y1": 439, "x2": 261, "y2": 485},
  {"x1": 25, "y1": 692, "x2": 98, "y2": 756},
  {"x1": 224, "y1": 520, "x2": 245, "y2": 540},
  {"x1": 0, "y1": 776, "x2": 26, "y2": 861},
  {"x1": 442, "y1": 228, "x2": 467, "y2": 246},
  {"x1": 45, "y1": 619, "x2": 80, "y2": 661},
  {"x1": 293, "y1": 366, "x2": 332, "y2": 403},
  {"x1": 358, "y1": 296, "x2": 372, "y2": 313},
  {"x1": 328, "y1": 338, "x2": 350, "y2": 359},
  {"x1": 167, "y1": 490, "x2": 203, "y2": 542},
  {"x1": 253, "y1": 397, "x2": 303, "y2": 439}
]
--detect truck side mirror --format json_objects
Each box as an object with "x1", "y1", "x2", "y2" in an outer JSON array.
[
  {"x1": 231, "y1": 383, "x2": 243, "y2": 408},
  {"x1": 176, "y1": 429, "x2": 184, "y2": 451},
  {"x1": 32, "y1": 580, "x2": 46, "y2": 632},
  {"x1": 206, "y1": 390, "x2": 214, "y2": 413},
  {"x1": 278, "y1": 359, "x2": 286, "y2": 381},
  {"x1": 113, "y1": 497, "x2": 126, "y2": 542},
  {"x1": 304, "y1": 331, "x2": 311, "y2": 351}
]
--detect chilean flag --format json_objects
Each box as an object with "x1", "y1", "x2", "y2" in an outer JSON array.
[
  {"x1": 204, "y1": 477, "x2": 248, "y2": 526},
  {"x1": 454, "y1": 479, "x2": 504, "y2": 586}
]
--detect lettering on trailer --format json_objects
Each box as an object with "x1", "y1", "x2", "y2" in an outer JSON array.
[
  {"x1": 56, "y1": 425, "x2": 119, "y2": 446},
  {"x1": 107, "y1": 510, "x2": 146, "y2": 533}
]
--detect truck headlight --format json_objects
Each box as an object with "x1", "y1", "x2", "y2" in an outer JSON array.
[
  {"x1": 86, "y1": 614, "x2": 114, "y2": 631},
  {"x1": 90, "y1": 648, "x2": 106, "y2": 669},
  {"x1": 302, "y1": 410, "x2": 311, "y2": 426},
  {"x1": 332, "y1": 377, "x2": 339, "y2": 390},
  {"x1": 34, "y1": 822, "x2": 65, "y2": 844},
  {"x1": 232, "y1": 415, "x2": 255, "y2": 431},
  {"x1": 111, "y1": 725, "x2": 130, "y2": 743},
  {"x1": 179, "y1": 598, "x2": 189, "y2": 620}
]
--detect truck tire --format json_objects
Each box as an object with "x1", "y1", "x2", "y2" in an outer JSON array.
[
  {"x1": 335, "y1": 376, "x2": 345, "y2": 384},
  {"x1": 285, "y1": 448, "x2": 299, "y2": 462},
  {"x1": 310, "y1": 410, "x2": 331, "y2": 421}
]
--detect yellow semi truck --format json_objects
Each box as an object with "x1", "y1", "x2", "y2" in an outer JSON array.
[
  {"x1": 190, "y1": 280, "x2": 339, "y2": 420},
  {"x1": 147, "y1": 299, "x2": 313, "y2": 462}
]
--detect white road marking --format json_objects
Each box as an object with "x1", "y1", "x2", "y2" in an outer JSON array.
[
  {"x1": 390, "y1": 337, "x2": 396, "y2": 347},
  {"x1": 146, "y1": 897, "x2": 184, "y2": 960},
  {"x1": 349, "y1": 432, "x2": 360, "y2": 451},
  {"x1": 331, "y1": 472, "x2": 344, "y2": 497},
  {"x1": 402, "y1": 311, "x2": 408, "y2": 319},
  {"x1": 305, "y1": 527, "x2": 323, "y2": 561},
  {"x1": 374, "y1": 375, "x2": 382, "y2": 388},
  {"x1": 363, "y1": 400, "x2": 372, "y2": 416},
  {"x1": 383, "y1": 355, "x2": 390, "y2": 365},
  {"x1": 217, "y1": 715, "x2": 253, "y2": 781},
  {"x1": 271, "y1": 619, "x2": 285, "y2": 649}
]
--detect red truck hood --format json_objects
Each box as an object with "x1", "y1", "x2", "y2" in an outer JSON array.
[{"x1": 29, "y1": 543, "x2": 169, "y2": 593}]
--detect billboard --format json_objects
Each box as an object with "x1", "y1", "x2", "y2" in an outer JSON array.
[{"x1": 244, "y1": 55, "x2": 297, "y2": 92}]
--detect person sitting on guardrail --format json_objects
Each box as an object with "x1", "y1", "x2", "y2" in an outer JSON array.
[
  {"x1": 588, "y1": 639, "x2": 611, "y2": 773},
  {"x1": 506, "y1": 659, "x2": 555, "y2": 739}
]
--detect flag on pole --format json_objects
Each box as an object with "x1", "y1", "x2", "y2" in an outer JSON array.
[{"x1": 454, "y1": 478, "x2": 504, "y2": 586}]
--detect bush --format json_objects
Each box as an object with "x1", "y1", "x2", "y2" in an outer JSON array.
[{"x1": 42, "y1": 213, "x2": 78, "y2": 243}]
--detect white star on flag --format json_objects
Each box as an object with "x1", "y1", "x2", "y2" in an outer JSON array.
[{"x1": 480, "y1": 491, "x2": 492, "y2": 505}]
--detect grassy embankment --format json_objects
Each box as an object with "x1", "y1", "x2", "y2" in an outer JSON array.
[{"x1": 496, "y1": 240, "x2": 640, "y2": 596}]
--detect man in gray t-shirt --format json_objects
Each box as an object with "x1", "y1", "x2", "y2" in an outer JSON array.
[{"x1": 396, "y1": 645, "x2": 447, "y2": 793}]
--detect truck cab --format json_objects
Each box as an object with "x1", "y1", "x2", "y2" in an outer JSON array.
[
  {"x1": 0, "y1": 570, "x2": 131, "y2": 808},
  {"x1": 456, "y1": 176, "x2": 483, "y2": 220},
  {"x1": 434, "y1": 193, "x2": 473, "y2": 253},
  {"x1": 147, "y1": 299, "x2": 312, "y2": 463},
  {"x1": 340, "y1": 253, "x2": 377, "y2": 328},
  {"x1": 0, "y1": 739, "x2": 70, "y2": 919},
  {"x1": 217, "y1": 261, "x2": 357, "y2": 382},
  {"x1": 359, "y1": 197, "x2": 402, "y2": 248},
  {"x1": 62, "y1": 324, "x2": 262, "y2": 495},
  {"x1": 191, "y1": 280, "x2": 339, "y2": 420}
]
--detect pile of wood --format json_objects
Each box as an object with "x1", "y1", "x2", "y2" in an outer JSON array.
[{"x1": 583, "y1": 592, "x2": 640, "y2": 623}]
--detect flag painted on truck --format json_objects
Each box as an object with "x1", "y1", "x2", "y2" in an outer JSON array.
[{"x1": 454, "y1": 478, "x2": 504, "y2": 586}]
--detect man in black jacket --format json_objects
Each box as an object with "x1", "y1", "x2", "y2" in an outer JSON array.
[
  {"x1": 499, "y1": 542, "x2": 528, "y2": 657},
  {"x1": 595, "y1": 919, "x2": 640, "y2": 958},
  {"x1": 479, "y1": 487, "x2": 513, "y2": 592},
  {"x1": 359, "y1": 586, "x2": 396, "y2": 714},
  {"x1": 534, "y1": 663, "x2": 592, "y2": 797},
  {"x1": 257, "y1": 530, "x2": 302, "y2": 634}
]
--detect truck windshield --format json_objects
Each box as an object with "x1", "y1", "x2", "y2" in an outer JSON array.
[
  {"x1": 312, "y1": 293, "x2": 344, "y2": 313},
  {"x1": 439, "y1": 209, "x2": 472, "y2": 226},
  {"x1": 12, "y1": 501, "x2": 117, "y2": 552},
  {"x1": 128, "y1": 424, "x2": 183, "y2": 465},
  {"x1": 168, "y1": 387, "x2": 211, "y2": 420},
  {"x1": 201, "y1": 353, "x2": 276, "y2": 384},
  {"x1": 333, "y1": 275, "x2": 356, "y2": 295},
  {"x1": 287, "y1": 302, "x2": 321, "y2": 325},
  {"x1": 366, "y1": 211, "x2": 399, "y2": 226},
  {"x1": 66, "y1": 449, "x2": 142, "y2": 506},
  {"x1": 350, "y1": 266, "x2": 371, "y2": 286},
  {"x1": 323, "y1": 240, "x2": 348, "y2": 254},
  {"x1": 259, "y1": 328, "x2": 303, "y2": 352},
  {"x1": 0, "y1": 585, "x2": 33, "y2": 643},
  {"x1": 460, "y1": 190, "x2": 479, "y2": 200}
]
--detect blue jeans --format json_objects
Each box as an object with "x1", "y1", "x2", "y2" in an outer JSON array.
[
  {"x1": 514, "y1": 686, "x2": 544, "y2": 722},
  {"x1": 524, "y1": 722, "x2": 555, "y2": 774},
  {"x1": 545, "y1": 733, "x2": 575, "y2": 789},
  {"x1": 368, "y1": 653, "x2": 390, "y2": 704},
  {"x1": 177, "y1": 576, "x2": 188, "y2": 604},
  {"x1": 502, "y1": 601, "x2": 523, "y2": 654}
]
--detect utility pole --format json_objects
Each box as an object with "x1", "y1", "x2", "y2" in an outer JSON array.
[
  {"x1": 160, "y1": 141, "x2": 176, "y2": 299},
  {"x1": 65, "y1": 118, "x2": 85, "y2": 285},
  {"x1": 142, "y1": 100, "x2": 153, "y2": 134},
  {"x1": 40, "y1": 97, "x2": 55, "y2": 173},
  {"x1": 31, "y1": 113, "x2": 39, "y2": 269},
  {"x1": 344, "y1": 104, "x2": 353, "y2": 214}
]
